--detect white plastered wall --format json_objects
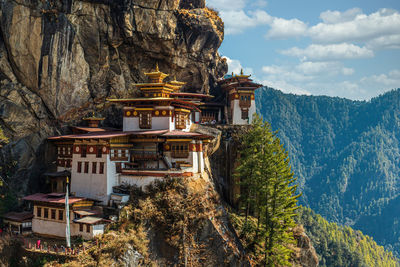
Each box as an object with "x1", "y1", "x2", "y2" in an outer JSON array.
[
  {"x1": 71, "y1": 153, "x2": 109, "y2": 204},
  {"x1": 123, "y1": 117, "x2": 140, "y2": 131},
  {"x1": 231, "y1": 99, "x2": 256, "y2": 125},
  {"x1": 106, "y1": 155, "x2": 118, "y2": 205}
]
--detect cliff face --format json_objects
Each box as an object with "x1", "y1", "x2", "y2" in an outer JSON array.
[{"x1": 0, "y1": 0, "x2": 227, "y2": 193}]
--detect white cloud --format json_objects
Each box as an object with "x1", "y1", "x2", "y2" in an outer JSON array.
[
  {"x1": 221, "y1": 9, "x2": 272, "y2": 35},
  {"x1": 367, "y1": 34, "x2": 400, "y2": 50},
  {"x1": 262, "y1": 65, "x2": 312, "y2": 82},
  {"x1": 250, "y1": 0, "x2": 268, "y2": 8},
  {"x1": 319, "y1": 8, "x2": 363, "y2": 24},
  {"x1": 281, "y1": 43, "x2": 374, "y2": 61},
  {"x1": 360, "y1": 69, "x2": 400, "y2": 87},
  {"x1": 223, "y1": 56, "x2": 253, "y2": 75},
  {"x1": 295, "y1": 61, "x2": 354, "y2": 76},
  {"x1": 266, "y1": 18, "x2": 307, "y2": 39},
  {"x1": 342, "y1": 68, "x2": 355, "y2": 76},
  {"x1": 207, "y1": 0, "x2": 271, "y2": 35},
  {"x1": 309, "y1": 8, "x2": 400, "y2": 44},
  {"x1": 260, "y1": 79, "x2": 311, "y2": 96}
]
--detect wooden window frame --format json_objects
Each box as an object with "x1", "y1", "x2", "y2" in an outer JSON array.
[
  {"x1": 58, "y1": 210, "x2": 63, "y2": 221},
  {"x1": 37, "y1": 207, "x2": 42, "y2": 218},
  {"x1": 241, "y1": 109, "x2": 249, "y2": 120},
  {"x1": 96, "y1": 146, "x2": 102, "y2": 158},
  {"x1": 51, "y1": 209, "x2": 56, "y2": 220},
  {"x1": 175, "y1": 112, "x2": 187, "y2": 129},
  {"x1": 139, "y1": 111, "x2": 152, "y2": 129},
  {"x1": 81, "y1": 145, "x2": 87, "y2": 158},
  {"x1": 92, "y1": 162, "x2": 97, "y2": 174},
  {"x1": 171, "y1": 143, "x2": 189, "y2": 158},
  {"x1": 77, "y1": 162, "x2": 82, "y2": 173},
  {"x1": 86, "y1": 224, "x2": 90, "y2": 233},
  {"x1": 99, "y1": 162, "x2": 105, "y2": 174},
  {"x1": 44, "y1": 208, "x2": 49, "y2": 218},
  {"x1": 239, "y1": 93, "x2": 252, "y2": 108},
  {"x1": 79, "y1": 223, "x2": 83, "y2": 232},
  {"x1": 84, "y1": 162, "x2": 89, "y2": 173}
]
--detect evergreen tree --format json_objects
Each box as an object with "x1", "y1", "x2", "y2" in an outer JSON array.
[{"x1": 235, "y1": 115, "x2": 300, "y2": 266}]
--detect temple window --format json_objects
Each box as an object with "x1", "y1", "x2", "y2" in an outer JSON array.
[
  {"x1": 96, "y1": 146, "x2": 102, "y2": 158},
  {"x1": 58, "y1": 210, "x2": 63, "y2": 221},
  {"x1": 37, "y1": 207, "x2": 42, "y2": 218},
  {"x1": 175, "y1": 113, "x2": 187, "y2": 129},
  {"x1": 139, "y1": 111, "x2": 152, "y2": 129},
  {"x1": 79, "y1": 223, "x2": 83, "y2": 232},
  {"x1": 99, "y1": 162, "x2": 105, "y2": 174},
  {"x1": 239, "y1": 94, "x2": 252, "y2": 108},
  {"x1": 44, "y1": 208, "x2": 49, "y2": 218},
  {"x1": 66, "y1": 159, "x2": 72, "y2": 168},
  {"x1": 92, "y1": 162, "x2": 97, "y2": 174},
  {"x1": 241, "y1": 109, "x2": 249, "y2": 120},
  {"x1": 171, "y1": 143, "x2": 189, "y2": 158},
  {"x1": 81, "y1": 145, "x2": 87, "y2": 158},
  {"x1": 77, "y1": 162, "x2": 82, "y2": 173},
  {"x1": 86, "y1": 224, "x2": 90, "y2": 233},
  {"x1": 51, "y1": 209, "x2": 56, "y2": 220},
  {"x1": 116, "y1": 162, "x2": 122, "y2": 173},
  {"x1": 84, "y1": 162, "x2": 89, "y2": 173}
]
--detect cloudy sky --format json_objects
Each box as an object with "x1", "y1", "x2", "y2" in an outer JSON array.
[{"x1": 207, "y1": 0, "x2": 400, "y2": 100}]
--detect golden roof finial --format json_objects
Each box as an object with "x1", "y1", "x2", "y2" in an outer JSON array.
[
  {"x1": 240, "y1": 68, "x2": 244, "y2": 75},
  {"x1": 155, "y1": 62, "x2": 159, "y2": 72}
]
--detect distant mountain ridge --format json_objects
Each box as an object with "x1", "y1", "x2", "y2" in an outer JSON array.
[{"x1": 256, "y1": 87, "x2": 400, "y2": 254}]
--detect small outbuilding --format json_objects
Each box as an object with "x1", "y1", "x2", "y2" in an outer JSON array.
[{"x1": 2, "y1": 211, "x2": 33, "y2": 235}]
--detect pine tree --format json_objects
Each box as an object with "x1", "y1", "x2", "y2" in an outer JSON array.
[{"x1": 235, "y1": 114, "x2": 300, "y2": 266}]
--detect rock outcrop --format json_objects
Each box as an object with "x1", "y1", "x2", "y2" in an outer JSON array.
[
  {"x1": 0, "y1": 0, "x2": 227, "y2": 194},
  {"x1": 291, "y1": 225, "x2": 319, "y2": 267}
]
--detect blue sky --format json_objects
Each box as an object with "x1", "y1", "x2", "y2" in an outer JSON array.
[{"x1": 207, "y1": 0, "x2": 400, "y2": 100}]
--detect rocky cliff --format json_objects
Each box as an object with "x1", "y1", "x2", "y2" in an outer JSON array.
[{"x1": 0, "y1": 0, "x2": 227, "y2": 193}]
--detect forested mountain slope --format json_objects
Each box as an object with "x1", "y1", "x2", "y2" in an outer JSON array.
[
  {"x1": 256, "y1": 88, "x2": 400, "y2": 253},
  {"x1": 296, "y1": 206, "x2": 398, "y2": 266}
]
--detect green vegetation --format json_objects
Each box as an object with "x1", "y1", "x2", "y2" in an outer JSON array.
[
  {"x1": 234, "y1": 115, "x2": 300, "y2": 266},
  {"x1": 256, "y1": 87, "x2": 400, "y2": 254},
  {"x1": 296, "y1": 206, "x2": 398, "y2": 267},
  {"x1": 0, "y1": 126, "x2": 7, "y2": 144},
  {"x1": 0, "y1": 126, "x2": 16, "y2": 217}
]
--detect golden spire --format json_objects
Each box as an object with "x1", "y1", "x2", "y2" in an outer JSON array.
[
  {"x1": 155, "y1": 62, "x2": 159, "y2": 72},
  {"x1": 240, "y1": 68, "x2": 244, "y2": 75}
]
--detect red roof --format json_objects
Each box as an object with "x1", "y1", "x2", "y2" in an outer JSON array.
[
  {"x1": 3, "y1": 211, "x2": 33, "y2": 222},
  {"x1": 23, "y1": 193, "x2": 87, "y2": 205},
  {"x1": 48, "y1": 129, "x2": 171, "y2": 140},
  {"x1": 72, "y1": 127, "x2": 107, "y2": 132},
  {"x1": 48, "y1": 131, "x2": 129, "y2": 140}
]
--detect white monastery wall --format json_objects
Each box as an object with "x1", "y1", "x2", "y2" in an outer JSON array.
[
  {"x1": 106, "y1": 156, "x2": 119, "y2": 205},
  {"x1": 231, "y1": 99, "x2": 255, "y2": 125},
  {"x1": 152, "y1": 117, "x2": 172, "y2": 130},
  {"x1": 71, "y1": 153, "x2": 108, "y2": 204},
  {"x1": 123, "y1": 117, "x2": 140, "y2": 131}
]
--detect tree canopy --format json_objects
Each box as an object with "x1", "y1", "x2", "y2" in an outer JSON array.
[{"x1": 234, "y1": 114, "x2": 300, "y2": 266}]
